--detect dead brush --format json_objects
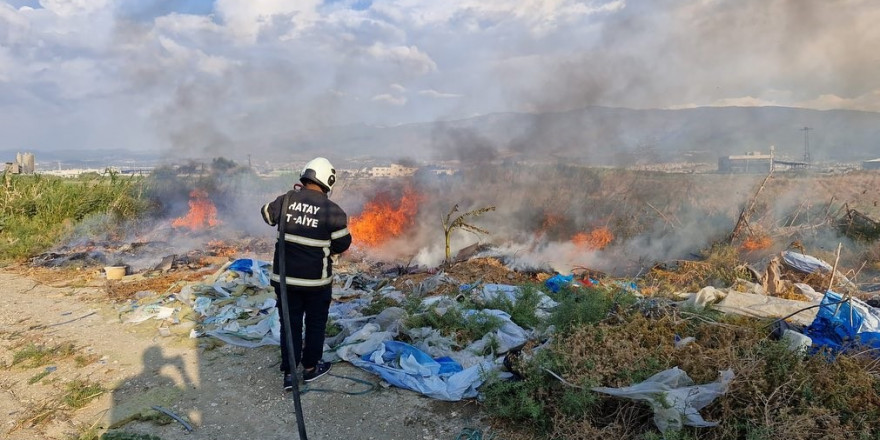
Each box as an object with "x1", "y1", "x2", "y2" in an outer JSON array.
[
  {"x1": 10, "y1": 398, "x2": 63, "y2": 431},
  {"x1": 487, "y1": 301, "x2": 880, "y2": 440},
  {"x1": 643, "y1": 244, "x2": 750, "y2": 294},
  {"x1": 63, "y1": 379, "x2": 105, "y2": 409},
  {"x1": 8, "y1": 379, "x2": 105, "y2": 433},
  {"x1": 645, "y1": 262, "x2": 740, "y2": 295}
]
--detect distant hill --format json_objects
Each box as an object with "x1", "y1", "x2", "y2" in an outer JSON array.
[
  {"x1": 263, "y1": 106, "x2": 880, "y2": 165},
  {"x1": 6, "y1": 106, "x2": 880, "y2": 167}
]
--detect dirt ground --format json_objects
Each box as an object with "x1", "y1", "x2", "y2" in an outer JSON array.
[{"x1": 0, "y1": 267, "x2": 492, "y2": 440}]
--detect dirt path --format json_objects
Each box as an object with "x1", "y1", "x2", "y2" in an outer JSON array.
[{"x1": 0, "y1": 269, "x2": 489, "y2": 440}]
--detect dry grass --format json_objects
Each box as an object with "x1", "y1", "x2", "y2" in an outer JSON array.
[
  {"x1": 486, "y1": 301, "x2": 880, "y2": 440},
  {"x1": 7, "y1": 341, "x2": 77, "y2": 368},
  {"x1": 8, "y1": 379, "x2": 105, "y2": 434},
  {"x1": 104, "y1": 270, "x2": 211, "y2": 301}
]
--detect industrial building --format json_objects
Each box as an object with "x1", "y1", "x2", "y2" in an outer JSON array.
[
  {"x1": 864, "y1": 159, "x2": 880, "y2": 171},
  {"x1": 718, "y1": 151, "x2": 773, "y2": 174},
  {"x1": 4, "y1": 152, "x2": 35, "y2": 174}
]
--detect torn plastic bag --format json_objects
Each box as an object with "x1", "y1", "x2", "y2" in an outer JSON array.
[
  {"x1": 351, "y1": 340, "x2": 491, "y2": 401},
  {"x1": 334, "y1": 323, "x2": 395, "y2": 362},
  {"x1": 544, "y1": 274, "x2": 575, "y2": 293},
  {"x1": 204, "y1": 307, "x2": 280, "y2": 348},
  {"x1": 463, "y1": 309, "x2": 530, "y2": 355},
  {"x1": 227, "y1": 258, "x2": 271, "y2": 286},
  {"x1": 124, "y1": 304, "x2": 177, "y2": 323},
  {"x1": 782, "y1": 251, "x2": 832, "y2": 274},
  {"x1": 805, "y1": 290, "x2": 880, "y2": 354},
  {"x1": 593, "y1": 367, "x2": 734, "y2": 432},
  {"x1": 406, "y1": 327, "x2": 457, "y2": 359},
  {"x1": 212, "y1": 259, "x2": 271, "y2": 296}
]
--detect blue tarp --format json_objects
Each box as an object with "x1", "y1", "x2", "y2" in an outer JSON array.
[
  {"x1": 544, "y1": 274, "x2": 575, "y2": 293},
  {"x1": 805, "y1": 291, "x2": 880, "y2": 353},
  {"x1": 351, "y1": 341, "x2": 489, "y2": 401},
  {"x1": 227, "y1": 258, "x2": 271, "y2": 286}
]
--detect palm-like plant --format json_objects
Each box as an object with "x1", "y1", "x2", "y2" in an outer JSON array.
[{"x1": 442, "y1": 204, "x2": 495, "y2": 263}]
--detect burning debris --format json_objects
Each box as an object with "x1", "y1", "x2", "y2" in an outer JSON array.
[
  {"x1": 172, "y1": 189, "x2": 220, "y2": 231},
  {"x1": 571, "y1": 226, "x2": 614, "y2": 250},
  {"x1": 349, "y1": 186, "x2": 422, "y2": 247}
]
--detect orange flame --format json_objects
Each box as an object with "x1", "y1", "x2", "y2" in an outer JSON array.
[
  {"x1": 349, "y1": 187, "x2": 422, "y2": 247},
  {"x1": 172, "y1": 189, "x2": 220, "y2": 231},
  {"x1": 572, "y1": 227, "x2": 614, "y2": 250},
  {"x1": 741, "y1": 234, "x2": 772, "y2": 251}
]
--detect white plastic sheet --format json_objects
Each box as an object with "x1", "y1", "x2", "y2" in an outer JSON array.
[
  {"x1": 593, "y1": 367, "x2": 735, "y2": 432},
  {"x1": 678, "y1": 286, "x2": 818, "y2": 326}
]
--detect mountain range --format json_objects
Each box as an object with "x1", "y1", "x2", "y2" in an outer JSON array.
[{"x1": 5, "y1": 106, "x2": 879, "y2": 167}]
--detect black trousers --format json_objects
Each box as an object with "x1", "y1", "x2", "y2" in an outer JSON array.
[{"x1": 273, "y1": 283, "x2": 332, "y2": 373}]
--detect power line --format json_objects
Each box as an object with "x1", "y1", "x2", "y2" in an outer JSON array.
[{"x1": 800, "y1": 126, "x2": 813, "y2": 164}]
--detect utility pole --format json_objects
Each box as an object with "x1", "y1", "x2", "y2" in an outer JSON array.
[
  {"x1": 247, "y1": 154, "x2": 252, "y2": 169},
  {"x1": 800, "y1": 126, "x2": 813, "y2": 165}
]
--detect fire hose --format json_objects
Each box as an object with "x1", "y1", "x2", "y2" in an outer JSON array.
[{"x1": 277, "y1": 192, "x2": 309, "y2": 440}]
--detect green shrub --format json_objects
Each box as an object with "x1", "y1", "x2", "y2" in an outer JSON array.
[
  {"x1": 361, "y1": 295, "x2": 401, "y2": 316},
  {"x1": 547, "y1": 285, "x2": 637, "y2": 333},
  {"x1": 480, "y1": 283, "x2": 543, "y2": 329},
  {"x1": 404, "y1": 302, "x2": 504, "y2": 346}
]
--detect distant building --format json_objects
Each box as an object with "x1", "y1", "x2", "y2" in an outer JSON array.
[
  {"x1": 4, "y1": 152, "x2": 35, "y2": 174},
  {"x1": 367, "y1": 163, "x2": 418, "y2": 178},
  {"x1": 718, "y1": 151, "x2": 774, "y2": 174},
  {"x1": 864, "y1": 159, "x2": 880, "y2": 171}
]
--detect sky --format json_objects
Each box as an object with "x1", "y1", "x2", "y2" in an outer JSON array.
[{"x1": 1, "y1": 0, "x2": 879, "y2": 155}]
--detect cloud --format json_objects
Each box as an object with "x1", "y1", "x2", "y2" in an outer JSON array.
[
  {"x1": 797, "y1": 92, "x2": 880, "y2": 112},
  {"x1": 371, "y1": 93, "x2": 407, "y2": 106},
  {"x1": 418, "y1": 89, "x2": 462, "y2": 99},
  {"x1": 39, "y1": 0, "x2": 111, "y2": 17},
  {"x1": 214, "y1": 0, "x2": 321, "y2": 42},
  {"x1": 1, "y1": 0, "x2": 880, "y2": 156},
  {"x1": 365, "y1": 43, "x2": 437, "y2": 75}
]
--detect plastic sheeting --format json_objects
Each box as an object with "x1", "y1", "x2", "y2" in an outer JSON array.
[
  {"x1": 782, "y1": 251, "x2": 833, "y2": 274},
  {"x1": 678, "y1": 286, "x2": 818, "y2": 326},
  {"x1": 593, "y1": 367, "x2": 735, "y2": 432},
  {"x1": 123, "y1": 304, "x2": 177, "y2": 323},
  {"x1": 331, "y1": 293, "x2": 541, "y2": 400},
  {"x1": 463, "y1": 309, "x2": 530, "y2": 355},
  {"x1": 186, "y1": 258, "x2": 281, "y2": 347},
  {"x1": 805, "y1": 291, "x2": 880, "y2": 353},
  {"x1": 350, "y1": 340, "x2": 492, "y2": 401},
  {"x1": 544, "y1": 274, "x2": 575, "y2": 293},
  {"x1": 474, "y1": 284, "x2": 559, "y2": 319}
]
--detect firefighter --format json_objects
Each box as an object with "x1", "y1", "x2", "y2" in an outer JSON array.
[{"x1": 261, "y1": 157, "x2": 351, "y2": 389}]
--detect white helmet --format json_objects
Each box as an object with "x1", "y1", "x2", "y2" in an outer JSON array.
[{"x1": 300, "y1": 157, "x2": 336, "y2": 193}]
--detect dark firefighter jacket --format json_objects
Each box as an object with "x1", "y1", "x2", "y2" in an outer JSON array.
[{"x1": 261, "y1": 187, "x2": 351, "y2": 288}]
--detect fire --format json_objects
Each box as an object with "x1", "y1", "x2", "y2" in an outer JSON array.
[
  {"x1": 741, "y1": 234, "x2": 772, "y2": 251},
  {"x1": 350, "y1": 186, "x2": 422, "y2": 247},
  {"x1": 172, "y1": 189, "x2": 220, "y2": 231},
  {"x1": 572, "y1": 227, "x2": 614, "y2": 250}
]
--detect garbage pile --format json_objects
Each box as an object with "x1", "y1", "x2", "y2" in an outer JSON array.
[{"x1": 114, "y1": 246, "x2": 880, "y2": 433}]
